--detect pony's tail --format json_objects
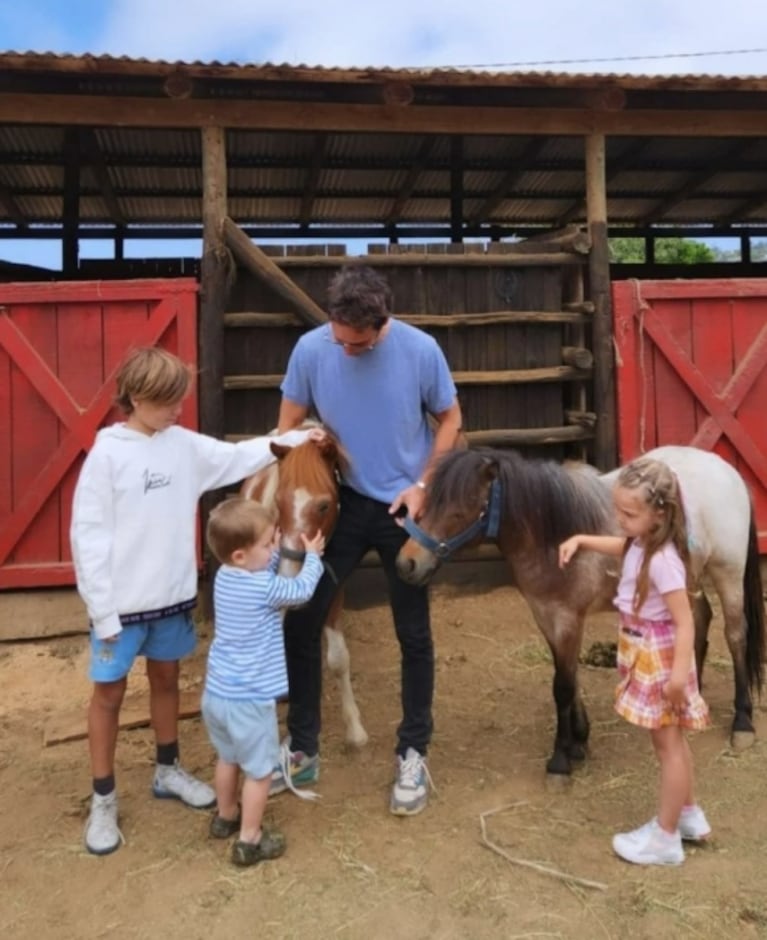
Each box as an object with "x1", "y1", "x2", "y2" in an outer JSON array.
[{"x1": 743, "y1": 507, "x2": 765, "y2": 696}]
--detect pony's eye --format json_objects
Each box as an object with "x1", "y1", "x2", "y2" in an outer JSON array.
[{"x1": 317, "y1": 500, "x2": 331, "y2": 515}]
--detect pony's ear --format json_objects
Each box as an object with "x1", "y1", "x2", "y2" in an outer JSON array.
[
  {"x1": 316, "y1": 437, "x2": 338, "y2": 460},
  {"x1": 480, "y1": 456, "x2": 499, "y2": 482},
  {"x1": 270, "y1": 442, "x2": 291, "y2": 460}
]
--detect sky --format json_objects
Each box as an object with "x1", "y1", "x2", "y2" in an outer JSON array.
[{"x1": 2, "y1": 0, "x2": 766, "y2": 267}]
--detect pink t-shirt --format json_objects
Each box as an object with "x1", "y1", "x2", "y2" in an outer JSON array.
[{"x1": 614, "y1": 540, "x2": 686, "y2": 620}]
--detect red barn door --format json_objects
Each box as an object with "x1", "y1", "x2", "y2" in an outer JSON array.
[
  {"x1": 0, "y1": 279, "x2": 198, "y2": 588},
  {"x1": 613, "y1": 278, "x2": 767, "y2": 550}
]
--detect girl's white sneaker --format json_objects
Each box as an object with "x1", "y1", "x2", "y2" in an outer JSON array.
[
  {"x1": 613, "y1": 819, "x2": 684, "y2": 866},
  {"x1": 679, "y1": 804, "x2": 711, "y2": 842}
]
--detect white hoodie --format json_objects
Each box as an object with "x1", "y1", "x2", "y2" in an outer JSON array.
[{"x1": 70, "y1": 423, "x2": 311, "y2": 640}]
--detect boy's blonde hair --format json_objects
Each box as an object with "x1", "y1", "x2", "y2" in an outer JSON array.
[
  {"x1": 115, "y1": 347, "x2": 192, "y2": 414},
  {"x1": 206, "y1": 497, "x2": 277, "y2": 564},
  {"x1": 615, "y1": 456, "x2": 692, "y2": 613}
]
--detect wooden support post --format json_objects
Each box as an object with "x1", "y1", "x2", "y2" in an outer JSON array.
[
  {"x1": 114, "y1": 225, "x2": 124, "y2": 261},
  {"x1": 222, "y1": 216, "x2": 327, "y2": 325},
  {"x1": 200, "y1": 126, "x2": 229, "y2": 442},
  {"x1": 200, "y1": 126, "x2": 230, "y2": 615},
  {"x1": 62, "y1": 128, "x2": 80, "y2": 276},
  {"x1": 585, "y1": 133, "x2": 616, "y2": 470},
  {"x1": 450, "y1": 135, "x2": 464, "y2": 244}
]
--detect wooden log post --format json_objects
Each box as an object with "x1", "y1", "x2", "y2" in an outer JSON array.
[
  {"x1": 519, "y1": 224, "x2": 591, "y2": 255},
  {"x1": 200, "y1": 126, "x2": 230, "y2": 614},
  {"x1": 585, "y1": 133, "x2": 617, "y2": 470},
  {"x1": 200, "y1": 127, "x2": 229, "y2": 440},
  {"x1": 561, "y1": 345, "x2": 594, "y2": 369},
  {"x1": 222, "y1": 217, "x2": 327, "y2": 326}
]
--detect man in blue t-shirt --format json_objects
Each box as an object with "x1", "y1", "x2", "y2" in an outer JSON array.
[{"x1": 273, "y1": 265, "x2": 462, "y2": 815}]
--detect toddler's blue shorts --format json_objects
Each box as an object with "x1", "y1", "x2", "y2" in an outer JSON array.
[{"x1": 201, "y1": 692, "x2": 279, "y2": 780}]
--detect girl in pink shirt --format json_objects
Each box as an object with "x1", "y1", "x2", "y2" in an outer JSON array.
[{"x1": 559, "y1": 457, "x2": 710, "y2": 867}]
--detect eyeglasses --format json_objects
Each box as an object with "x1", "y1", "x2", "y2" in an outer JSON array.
[{"x1": 323, "y1": 324, "x2": 380, "y2": 353}]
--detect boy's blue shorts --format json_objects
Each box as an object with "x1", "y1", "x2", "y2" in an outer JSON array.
[
  {"x1": 201, "y1": 692, "x2": 279, "y2": 780},
  {"x1": 89, "y1": 611, "x2": 196, "y2": 682}
]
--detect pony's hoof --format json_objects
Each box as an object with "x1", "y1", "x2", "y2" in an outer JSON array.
[
  {"x1": 545, "y1": 772, "x2": 572, "y2": 793},
  {"x1": 568, "y1": 743, "x2": 587, "y2": 762},
  {"x1": 345, "y1": 729, "x2": 369, "y2": 749},
  {"x1": 730, "y1": 728, "x2": 756, "y2": 750}
]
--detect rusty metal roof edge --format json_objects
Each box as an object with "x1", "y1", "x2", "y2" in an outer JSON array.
[{"x1": 2, "y1": 50, "x2": 767, "y2": 91}]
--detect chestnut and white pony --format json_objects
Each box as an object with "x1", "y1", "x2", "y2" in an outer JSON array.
[{"x1": 241, "y1": 426, "x2": 368, "y2": 748}]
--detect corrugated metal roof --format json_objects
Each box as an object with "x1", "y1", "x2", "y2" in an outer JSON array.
[
  {"x1": 2, "y1": 52, "x2": 767, "y2": 235},
  {"x1": 4, "y1": 50, "x2": 767, "y2": 88}
]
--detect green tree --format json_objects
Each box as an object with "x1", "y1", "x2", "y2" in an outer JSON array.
[{"x1": 609, "y1": 237, "x2": 715, "y2": 263}]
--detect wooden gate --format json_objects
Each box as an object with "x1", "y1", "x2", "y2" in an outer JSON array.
[
  {"x1": 0, "y1": 279, "x2": 198, "y2": 589},
  {"x1": 613, "y1": 278, "x2": 767, "y2": 550}
]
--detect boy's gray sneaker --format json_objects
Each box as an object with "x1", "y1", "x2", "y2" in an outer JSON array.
[
  {"x1": 84, "y1": 791, "x2": 123, "y2": 855},
  {"x1": 390, "y1": 747, "x2": 431, "y2": 816},
  {"x1": 152, "y1": 760, "x2": 216, "y2": 809},
  {"x1": 269, "y1": 740, "x2": 320, "y2": 800}
]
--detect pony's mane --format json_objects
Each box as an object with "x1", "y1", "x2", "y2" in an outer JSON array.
[
  {"x1": 279, "y1": 438, "x2": 340, "y2": 491},
  {"x1": 430, "y1": 448, "x2": 613, "y2": 547}
]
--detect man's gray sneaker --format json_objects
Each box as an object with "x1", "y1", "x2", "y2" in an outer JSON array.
[
  {"x1": 84, "y1": 791, "x2": 123, "y2": 855},
  {"x1": 269, "y1": 740, "x2": 320, "y2": 801},
  {"x1": 390, "y1": 747, "x2": 431, "y2": 816},
  {"x1": 152, "y1": 760, "x2": 216, "y2": 809}
]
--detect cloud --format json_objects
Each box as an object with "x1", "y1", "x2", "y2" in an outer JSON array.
[{"x1": 89, "y1": 0, "x2": 767, "y2": 75}]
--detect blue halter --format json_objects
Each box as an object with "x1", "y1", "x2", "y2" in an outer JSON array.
[{"x1": 402, "y1": 478, "x2": 503, "y2": 560}]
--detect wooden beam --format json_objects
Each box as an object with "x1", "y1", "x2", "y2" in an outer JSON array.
[
  {"x1": 640, "y1": 139, "x2": 756, "y2": 224},
  {"x1": 222, "y1": 216, "x2": 328, "y2": 326},
  {"x1": 585, "y1": 133, "x2": 616, "y2": 471},
  {"x1": 300, "y1": 132, "x2": 327, "y2": 226},
  {"x1": 0, "y1": 178, "x2": 27, "y2": 227},
  {"x1": 467, "y1": 425, "x2": 592, "y2": 446},
  {"x1": 45, "y1": 690, "x2": 204, "y2": 747},
  {"x1": 224, "y1": 309, "x2": 590, "y2": 328},
  {"x1": 385, "y1": 136, "x2": 436, "y2": 224},
  {"x1": 267, "y1": 252, "x2": 584, "y2": 268},
  {"x1": 224, "y1": 365, "x2": 590, "y2": 390},
  {"x1": 79, "y1": 128, "x2": 126, "y2": 226},
  {"x1": 4, "y1": 94, "x2": 767, "y2": 137},
  {"x1": 467, "y1": 139, "x2": 545, "y2": 224}
]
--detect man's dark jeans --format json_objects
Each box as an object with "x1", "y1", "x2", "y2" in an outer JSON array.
[{"x1": 283, "y1": 486, "x2": 434, "y2": 757}]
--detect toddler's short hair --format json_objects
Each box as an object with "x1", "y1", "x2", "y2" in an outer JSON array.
[
  {"x1": 115, "y1": 347, "x2": 192, "y2": 414},
  {"x1": 207, "y1": 497, "x2": 277, "y2": 564}
]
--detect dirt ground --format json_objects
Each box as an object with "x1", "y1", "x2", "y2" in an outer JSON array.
[{"x1": 2, "y1": 575, "x2": 767, "y2": 940}]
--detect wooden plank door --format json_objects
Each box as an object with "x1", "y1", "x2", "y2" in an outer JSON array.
[
  {"x1": 0, "y1": 278, "x2": 198, "y2": 588},
  {"x1": 613, "y1": 278, "x2": 767, "y2": 550}
]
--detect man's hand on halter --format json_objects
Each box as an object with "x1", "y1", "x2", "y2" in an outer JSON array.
[{"x1": 389, "y1": 481, "x2": 427, "y2": 524}]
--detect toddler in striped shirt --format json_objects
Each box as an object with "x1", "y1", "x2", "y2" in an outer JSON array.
[{"x1": 203, "y1": 496, "x2": 325, "y2": 867}]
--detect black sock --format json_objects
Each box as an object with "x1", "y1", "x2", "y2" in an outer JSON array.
[
  {"x1": 156, "y1": 741, "x2": 179, "y2": 766},
  {"x1": 93, "y1": 774, "x2": 115, "y2": 796}
]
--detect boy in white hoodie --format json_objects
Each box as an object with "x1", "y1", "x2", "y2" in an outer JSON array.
[{"x1": 71, "y1": 346, "x2": 321, "y2": 856}]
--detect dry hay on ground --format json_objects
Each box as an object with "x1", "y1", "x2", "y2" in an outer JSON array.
[{"x1": 1, "y1": 581, "x2": 767, "y2": 939}]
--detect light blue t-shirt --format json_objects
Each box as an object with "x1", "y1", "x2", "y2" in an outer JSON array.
[{"x1": 281, "y1": 319, "x2": 457, "y2": 503}]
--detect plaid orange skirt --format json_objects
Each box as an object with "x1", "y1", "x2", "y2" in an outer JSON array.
[{"x1": 614, "y1": 612, "x2": 710, "y2": 731}]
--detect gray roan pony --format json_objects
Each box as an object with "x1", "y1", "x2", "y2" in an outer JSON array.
[{"x1": 396, "y1": 445, "x2": 765, "y2": 778}]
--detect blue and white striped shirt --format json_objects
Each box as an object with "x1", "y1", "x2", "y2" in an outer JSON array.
[{"x1": 205, "y1": 552, "x2": 324, "y2": 701}]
